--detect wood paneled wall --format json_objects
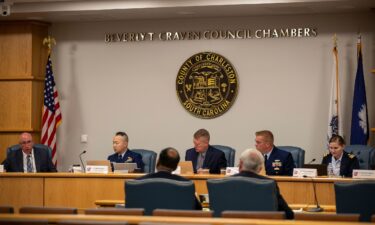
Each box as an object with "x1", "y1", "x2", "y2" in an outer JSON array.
[{"x1": 0, "y1": 21, "x2": 49, "y2": 162}]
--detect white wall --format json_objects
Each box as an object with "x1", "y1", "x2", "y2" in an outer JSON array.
[{"x1": 50, "y1": 12, "x2": 375, "y2": 171}]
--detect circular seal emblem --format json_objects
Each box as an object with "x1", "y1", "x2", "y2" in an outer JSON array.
[{"x1": 176, "y1": 52, "x2": 238, "y2": 119}]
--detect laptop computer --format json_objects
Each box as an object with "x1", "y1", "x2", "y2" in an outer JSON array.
[
  {"x1": 113, "y1": 162, "x2": 137, "y2": 173},
  {"x1": 303, "y1": 164, "x2": 328, "y2": 176}
]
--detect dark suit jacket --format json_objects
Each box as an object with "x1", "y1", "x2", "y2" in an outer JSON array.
[
  {"x1": 3, "y1": 146, "x2": 57, "y2": 172},
  {"x1": 107, "y1": 149, "x2": 144, "y2": 172},
  {"x1": 232, "y1": 171, "x2": 294, "y2": 219},
  {"x1": 322, "y1": 151, "x2": 359, "y2": 177},
  {"x1": 265, "y1": 147, "x2": 295, "y2": 176},
  {"x1": 185, "y1": 145, "x2": 227, "y2": 174},
  {"x1": 137, "y1": 171, "x2": 202, "y2": 210}
]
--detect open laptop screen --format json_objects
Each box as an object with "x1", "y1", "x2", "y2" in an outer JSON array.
[{"x1": 303, "y1": 164, "x2": 328, "y2": 176}]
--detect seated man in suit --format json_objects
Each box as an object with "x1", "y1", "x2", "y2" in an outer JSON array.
[
  {"x1": 107, "y1": 131, "x2": 144, "y2": 172},
  {"x1": 233, "y1": 148, "x2": 294, "y2": 219},
  {"x1": 2, "y1": 132, "x2": 57, "y2": 172},
  {"x1": 137, "y1": 147, "x2": 202, "y2": 209},
  {"x1": 255, "y1": 130, "x2": 295, "y2": 176},
  {"x1": 185, "y1": 129, "x2": 227, "y2": 174}
]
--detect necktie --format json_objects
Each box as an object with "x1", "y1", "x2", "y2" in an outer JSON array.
[
  {"x1": 264, "y1": 154, "x2": 268, "y2": 168},
  {"x1": 27, "y1": 154, "x2": 33, "y2": 172},
  {"x1": 196, "y1": 153, "x2": 205, "y2": 170},
  {"x1": 118, "y1": 155, "x2": 123, "y2": 162}
]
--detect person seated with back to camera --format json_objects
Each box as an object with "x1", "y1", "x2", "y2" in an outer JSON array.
[
  {"x1": 107, "y1": 131, "x2": 144, "y2": 172},
  {"x1": 185, "y1": 128, "x2": 227, "y2": 174},
  {"x1": 232, "y1": 148, "x2": 294, "y2": 219},
  {"x1": 322, "y1": 135, "x2": 359, "y2": 177},
  {"x1": 137, "y1": 147, "x2": 202, "y2": 210}
]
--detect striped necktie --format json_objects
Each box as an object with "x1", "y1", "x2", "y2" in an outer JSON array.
[{"x1": 27, "y1": 154, "x2": 33, "y2": 172}]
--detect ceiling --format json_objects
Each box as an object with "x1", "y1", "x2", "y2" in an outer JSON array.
[{"x1": 0, "y1": 0, "x2": 374, "y2": 22}]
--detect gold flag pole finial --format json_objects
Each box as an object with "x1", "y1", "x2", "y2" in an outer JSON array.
[
  {"x1": 333, "y1": 33, "x2": 337, "y2": 48},
  {"x1": 43, "y1": 36, "x2": 56, "y2": 54}
]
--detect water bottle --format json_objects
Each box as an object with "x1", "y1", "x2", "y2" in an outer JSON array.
[{"x1": 327, "y1": 163, "x2": 334, "y2": 177}]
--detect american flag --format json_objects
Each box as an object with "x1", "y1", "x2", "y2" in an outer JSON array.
[{"x1": 41, "y1": 54, "x2": 62, "y2": 165}]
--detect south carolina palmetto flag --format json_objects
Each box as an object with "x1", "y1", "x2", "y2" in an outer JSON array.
[
  {"x1": 327, "y1": 36, "x2": 342, "y2": 141},
  {"x1": 41, "y1": 54, "x2": 62, "y2": 165}
]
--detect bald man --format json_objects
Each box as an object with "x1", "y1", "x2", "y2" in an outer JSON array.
[{"x1": 2, "y1": 132, "x2": 57, "y2": 172}]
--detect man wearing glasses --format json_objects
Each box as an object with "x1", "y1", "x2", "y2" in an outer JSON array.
[{"x1": 2, "y1": 132, "x2": 57, "y2": 172}]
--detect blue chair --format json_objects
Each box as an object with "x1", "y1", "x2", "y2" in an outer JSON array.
[
  {"x1": 345, "y1": 145, "x2": 375, "y2": 169},
  {"x1": 125, "y1": 178, "x2": 196, "y2": 215},
  {"x1": 207, "y1": 177, "x2": 278, "y2": 217},
  {"x1": 7, "y1": 144, "x2": 52, "y2": 157},
  {"x1": 212, "y1": 145, "x2": 235, "y2": 167},
  {"x1": 132, "y1": 149, "x2": 157, "y2": 173},
  {"x1": 277, "y1": 146, "x2": 305, "y2": 168},
  {"x1": 335, "y1": 181, "x2": 375, "y2": 222}
]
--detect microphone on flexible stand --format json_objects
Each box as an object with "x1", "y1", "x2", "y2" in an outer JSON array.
[
  {"x1": 79, "y1": 150, "x2": 87, "y2": 173},
  {"x1": 303, "y1": 158, "x2": 323, "y2": 212}
]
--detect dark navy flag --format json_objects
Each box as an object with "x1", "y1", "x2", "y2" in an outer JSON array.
[{"x1": 350, "y1": 37, "x2": 369, "y2": 145}]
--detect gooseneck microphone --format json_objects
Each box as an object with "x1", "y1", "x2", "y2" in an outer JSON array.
[
  {"x1": 79, "y1": 150, "x2": 87, "y2": 173},
  {"x1": 304, "y1": 175, "x2": 323, "y2": 212},
  {"x1": 307, "y1": 158, "x2": 316, "y2": 164}
]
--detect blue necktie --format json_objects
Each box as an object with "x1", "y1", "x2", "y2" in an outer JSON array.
[
  {"x1": 27, "y1": 155, "x2": 33, "y2": 172},
  {"x1": 118, "y1": 155, "x2": 123, "y2": 162}
]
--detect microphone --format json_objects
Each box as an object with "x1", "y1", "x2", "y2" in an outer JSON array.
[
  {"x1": 306, "y1": 158, "x2": 316, "y2": 164},
  {"x1": 304, "y1": 175, "x2": 323, "y2": 212},
  {"x1": 79, "y1": 150, "x2": 86, "y2": 173}
]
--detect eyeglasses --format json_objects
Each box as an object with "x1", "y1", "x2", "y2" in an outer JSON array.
[{"x1": 20, "y1": 140, "x2": 32, "y2": 145}]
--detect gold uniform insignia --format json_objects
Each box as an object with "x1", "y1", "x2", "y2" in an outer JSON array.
[{"x1": 348, "y1": 153, "x2": 355, "y2": 159}]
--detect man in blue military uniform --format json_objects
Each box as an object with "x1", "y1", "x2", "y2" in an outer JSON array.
[
  {"x1": 185, "y1": 129, "x2": 227, "y2": 174},
  {"x1": 107, "y1": 131, "x2": 144, "y2": 172},
  {"x1": 322, "y1": 135, "x2": 359, "y2": 177},
  {"x1": 255, "y1": 130, "x2": 295, "y2": 176}
]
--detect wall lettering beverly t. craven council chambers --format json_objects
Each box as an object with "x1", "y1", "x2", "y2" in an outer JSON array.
[{"x1": 104, "y1": 27, "x2": 318, "y2": 43}]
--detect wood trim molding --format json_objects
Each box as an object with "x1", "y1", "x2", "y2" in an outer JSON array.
[
  {"x1": 0, "y1": 77, "x2": 45, "y2": 81},
  {"x1": 0, "y1": 128, "x2": 41, "y2": 133}
]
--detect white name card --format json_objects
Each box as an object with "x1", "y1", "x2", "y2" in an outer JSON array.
[
  {"x1": 293, "y1": 168, "x2": 317, "y2": 178},
  {"x1": 352, "y1": 169, "x2": 375, "y2": 179},
  {"x1": 86, "y1": 165, "x2": 109, "y2": 174},
  {"x1": 225, "y1": 167, "x2": 239, "y2": 175},
  {"x1": 0, "y1": 165, "x2": 4, "y2": 173}
]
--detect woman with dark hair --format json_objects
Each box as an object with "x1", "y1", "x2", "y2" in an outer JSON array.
[{"x1": 322, "y1": 135, "x2": 359, "y2": 177}]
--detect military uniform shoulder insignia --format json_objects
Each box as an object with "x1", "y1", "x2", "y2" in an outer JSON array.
[{"x1": 348, "y1": 153, "x2": 355, "y2": 159}]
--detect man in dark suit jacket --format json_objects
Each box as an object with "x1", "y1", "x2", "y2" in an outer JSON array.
[
  {"x1": 138, "y1": 147, "x2": 202, "y2": 210},
  {"x1": 107, "y1": 131, "x2": 144, "y2": 172},
  {"x1": 233, "y1": 148, "x2": 294, "y2": 219},
  {"x1": 255, "y1": 130, "x2": 295, "y2": 176},
  {"x1": 2, "y1": 132, "x2": 57, "y2": 172},
  {"x1": 185, "y1": 129, "x2": 227, "y2": 174}
]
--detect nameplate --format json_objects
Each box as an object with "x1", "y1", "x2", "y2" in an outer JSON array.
[
  {"x1": 72, "y1": 166, "x2": 83, "y2": 173},
  {"x1": 0, "y1": 165, "x2": 4, "y2": 173},
  {"x1": 86, "y1": 165, "x2": 109, "y2": 174},
  {"x1": 293, "y1": 168, "x2": 317, "y2": 178},
  {"x1": 225, "y1": 167, "x2": 239, "y2": 175},
  {"x1": 352, "y1": 170, "x2": 375, "y2": 179}
]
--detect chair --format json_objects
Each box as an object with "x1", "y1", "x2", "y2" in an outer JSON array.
[
  {"x1": 125, "y1": 178, "x2": 196, "y2": 215},
  {"x1": 335, "y1": 181, "x2": 375, "y2": 222},
  {"x1": 153, "y1": 209, "x2": 213, "y2": 217},
  {"x1": 221, "y1": 210, "x2": 285, "y2": 219},
  {"x1": 7, "y1": 144, "x2": 52, "y2": 157},
  {"x1": 212, "y1": 145, "x2": 235, "y2": 167},
  {"x1": 294, "y1": 213, "x2": 360, "y2": 221},
  {"x1": 132, "y1": 149, "x2": 157, "y2": 173},
  {"x1": 85, "y1": 208, "x2": 144, "y2": 216},
  {"x1": 345, "y1": 145, "x2": 375, "y2": 169},
  {"x1": 0, "y1": 219, "x2": 48, "y2": 225},
  {"x1": 207, "y1": 177, "x2": 278, "y2": 217},
  {"x1": 277, "y1": 146, "x2": 305, "y2": 168},
  {"x1": 57, "y1": 221, "x2": 127, "y2": 225},
  {"x1": 0, "y1": 205, "x2": 14, "y2": 214},
  {"x1": 19, "y1": 206, "x2": 78, "y2": 214}
]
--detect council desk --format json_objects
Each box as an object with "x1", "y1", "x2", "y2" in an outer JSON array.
[{"x1": 0, "y1": 173, "x2": 353, "y2": 211}]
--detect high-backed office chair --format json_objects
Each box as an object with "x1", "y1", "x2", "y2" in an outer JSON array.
[
  {"x1": 207, "y1": 177, "x2": 278, "y2": 217},
  {"x1": 85, "y1": 208, "x2": 144, "y2": 216},
  {"x1": 19, "y1": 206, "x2": 78, "y2": 214},
  {"x1": 7, "y1": 144, "x2": 52, "y2": 157},
  {"x1": 125, "y1": 178, "x2": 196, "y2": 215},
  {"x1": 345, "y1": 145, "x2": 375, "y2": 169},
  {"x1": 153, "y1": 209, "x2": 213, "y2": 217},
  {"x1": 221, "y1": 211, "x2": 285, "y2": 219},
  {"x1": 0, "y1": 206, "x2": 14, "y2": 214},
  {"x1": 212, "y1": 145, "x2": 235, "y2": 167},
  {"x1": 277, "y1": 146, "x2": 305, "y2": 168},
  {"x1": 294, "y1": 213, "x2": 360, "y2": 221},
  {"x1": 335, "y1": 181, "x2": 375, "y2": 222},
  {"x1": 132, "y1": 149, "x2": 157, "y2": 173}
]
